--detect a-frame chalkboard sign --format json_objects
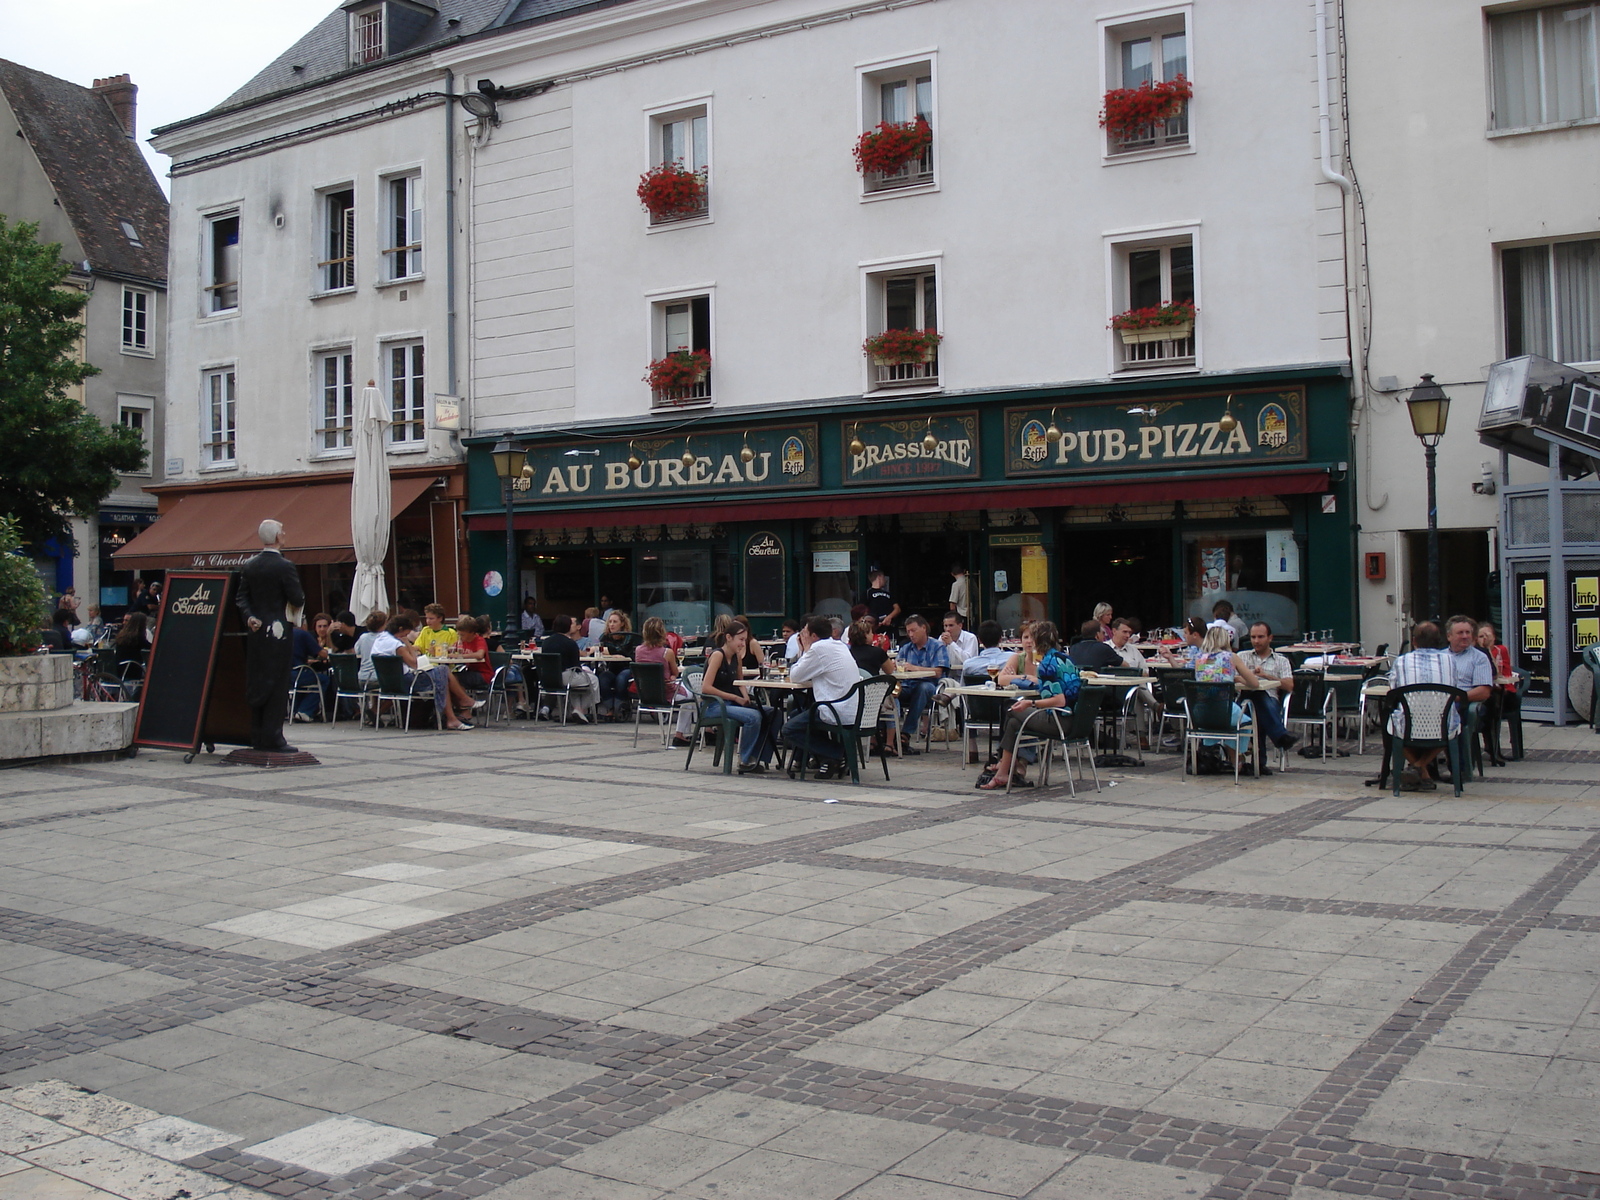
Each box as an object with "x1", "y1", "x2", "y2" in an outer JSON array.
[{"x1": 133, "y1": 572, "x2": 252, "y2": 761}]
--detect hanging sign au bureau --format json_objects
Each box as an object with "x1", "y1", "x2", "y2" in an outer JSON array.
[
  {"x1": 842, "y1": 412, "x2": 980, "y2": 485},
  {"x1": 1004, "y1": 387, "x2": 1308, "y2": 477},
  {"x1": 512, "y1": 425, "x2": 820, "y2": 500}
]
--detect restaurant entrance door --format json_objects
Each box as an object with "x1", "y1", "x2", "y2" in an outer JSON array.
[
  {"x1": 1059, "y1": 527, "x2": 1174, "y2": 636},
  {"x1": 864, "y1": 529, "x2": 977, "y2": 630}
]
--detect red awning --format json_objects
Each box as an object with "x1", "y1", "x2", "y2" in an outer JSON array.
[
  {"x1": 464, "y1": 468, "x2": 1331, "y2": 532},
  {"x1": 112, "y1": 477, "x2": 436, "y2": 570}
]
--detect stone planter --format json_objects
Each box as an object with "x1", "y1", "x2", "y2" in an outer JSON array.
[
  {"x1": 0, "y1": 654, "x2": 74, "y2": 714},
  {"x1": 0, "y1": 653, "x2": 136, "y2": 763},
  {"x1": 1118, "y1": 321, "x2": 1193, "y2": 345},
  {"x1": 870, "y1": 346, "x2": 937, "y2": 367}
]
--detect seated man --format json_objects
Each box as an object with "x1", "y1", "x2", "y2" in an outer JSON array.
[
  {"x1": 1209, "y1": 600, "x2": 1246, "y2": 647},
  {"x1": 1237, "y1": 621, "x2": 1300, "y2": 751},
  {"x1": 960, "y1": 620, "x2": 1011, "y2": 681},
  {"x1": 290, "y1": 617, "x2": 330, "y2": 722},
  {"x1": 1387, "y1": 621, "x2": 1457, "y2": 790},
  {"x1": 1066, "y1": 619, "x2": 1122, "y2": 671},
  {"x1": 539, "y1": 614, "x2": 599, "y2": 722},
  {"x1": 894, "y1": 614, "x2": 948, "y2": 754},
  {"x1": 330, "y1": 611, "x2": 359, "y2": 652},
  {"x1": 519, "y1": 597, "x2": 545, "y2": 639},
  {"x1": 938, "y1": 612, "x2": 979, "y2": 670},
  {"x1": 413, "y1": 604, "x2": 458, "y2": 656},
  {"x1": 782, "y1": 616, "x2": 864, "y2": 779},
  {"x1": 1108, "y1": 618, "x2": 1148, "y2": 672}
]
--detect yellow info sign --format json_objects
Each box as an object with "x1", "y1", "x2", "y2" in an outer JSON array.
[
  {"x1": 1522, "y1": 578, "x2": 1546, "y2": 612},
  {"x1": 1021, "y1": 545, "x2": 1049, "y2": 594},
  {"x1": 1522, "y1": 620, "x2": 1547, "y2": 653},
  {"x1": 1574, "y1": 576, "x2": 1599, "y2": 611},
  {"x1": 1576, "y1": 618, "x2": 1600, "y2": 649}
]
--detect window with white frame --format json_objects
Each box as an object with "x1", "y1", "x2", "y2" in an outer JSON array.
[
  {"x1": 865, "y1": 266, "x2": 940, "y2": 390},
  {"x1": 118, "y1": 399, "x2": 153, "y2": 475},
  {"x1": 350, "y1": 5, "x2": 384, "y2": 64},
  {"x1": 121, "y1": 287, "x2": 150, "y2": 353},
  {"x1": 320, "y1": 188, "x2": 356, "y2": 292},
  {"x1": 384, "y1": 173, "x2": 422, "y2": 279},
  {"x1": 1111, "y1": 235, "x2": 1196, "y2": 370},
  {"x1": 1103, "y1": 11, "x2": 1189, "y2": 155},
  {"x1": 1490, "y1": 3, "x2": 1600, "y2": 131},
  {"x1": 315, "y1": 350, "x2": 355, "y2": 452},
  {"x1": 205, "y1": 212, "x2": 239, "y2": 314},
  {"x1": 1504, "y1": 236, "x2": 1600, "y2": 363},
  {"x1": 644, "y1": 107, "x2": 709, "y2": 224},
  {"x1": 387, "y1": 341, "x2": 426, "y2": 443},
  {"x1": 858, "y1": 60, "x2": 935, "y2": 193},
  {"x1": 202, "y1": 368, "x2": 237, "y2": 465},
  {"x1": 650, "y1": 295, "x2": 712, "y2": 408}
]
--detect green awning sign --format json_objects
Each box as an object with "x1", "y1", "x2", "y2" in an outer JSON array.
[{"x1": 1005, "y1": 387, "x2": 1306, "y2": 476}]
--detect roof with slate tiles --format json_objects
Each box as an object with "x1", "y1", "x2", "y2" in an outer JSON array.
[{"x1": 0, "y1": 58, "x2": 168, "y2": 285}]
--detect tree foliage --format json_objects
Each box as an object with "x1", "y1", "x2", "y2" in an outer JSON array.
[
  {"x1": 0, "y1": 215, "x2": 147, "y2": 548},
  {"x1": 0, "y1": 516, "x2": 49, "y2": 656}
]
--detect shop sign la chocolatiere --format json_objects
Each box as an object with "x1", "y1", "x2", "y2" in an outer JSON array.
[
  {"x1": 513, "y1": 425, "x2": 821, "y2": 500},
  {"x1": 1005, "y1": 387, "x2": 1308, "y2": 477}
]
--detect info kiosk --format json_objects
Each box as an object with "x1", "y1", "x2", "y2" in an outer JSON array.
[{"x1": 1479, "y1": 355, "x2": 1600, "y2": 725}]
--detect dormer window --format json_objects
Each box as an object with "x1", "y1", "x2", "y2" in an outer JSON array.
[
  {"x1": 350, "y1": 6, "x2": 384, "y2": 64},
  {"x1": 344, "y1": 0, "x2": 435, "y2": 66}
]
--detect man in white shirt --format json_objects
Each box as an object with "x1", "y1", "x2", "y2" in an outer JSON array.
[
  {"x1": 947, "y1": 563, "x2": 969, "y2": 620},
  {"x1": 939, "y1": 612, "x2": 979, "y2": 669},
  {"x1": 1387, "y1": 621, "x2": 1457, "y2": 789},
  {"x1": 1108, "y1": 619, "x2": 1148, "y2": 672},
  {"x1": 783, "y1": 616, "x2": 864, "y2": 779}
]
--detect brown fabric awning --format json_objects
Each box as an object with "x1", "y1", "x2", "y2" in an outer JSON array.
[
  {"x1": 113, "y1": 477, "x2": 436, "y2": 571},
  {"x1": 464, "y1": 467, "x2": 1331, "y2": 533}
]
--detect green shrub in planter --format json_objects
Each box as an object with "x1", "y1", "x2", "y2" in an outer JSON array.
[{"x1": 0, "y1": 517, "x2": 49, "y2": 656}]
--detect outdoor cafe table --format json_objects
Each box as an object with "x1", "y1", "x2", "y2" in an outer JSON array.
[{"x1": 943, "y1": 684, "x2": 1022, "y2": 764}]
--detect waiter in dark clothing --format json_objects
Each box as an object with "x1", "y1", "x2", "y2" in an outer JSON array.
[
  {"x1": 866, "y1": 570, "x2": 901, "y2": 634},
  {"x1": 236, "y1": 519, "x2": 305, "y2": 752}
]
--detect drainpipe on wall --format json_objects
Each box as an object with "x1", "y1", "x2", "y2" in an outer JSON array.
[
  {"x1": 1315, "y1": 0, "x2": 1353, "y2": 195},
  {"x1": 444, "y1": 70, "x2": 459, "y2": 405}
]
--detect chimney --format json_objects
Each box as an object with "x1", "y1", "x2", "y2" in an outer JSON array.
[{"x1": 91, "y1": 75, "x2": 137, "y2": 139}]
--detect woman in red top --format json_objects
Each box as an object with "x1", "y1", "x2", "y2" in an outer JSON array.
[{"x1": 1476, "y1": 621, "x2": 1513, "y2": 767}]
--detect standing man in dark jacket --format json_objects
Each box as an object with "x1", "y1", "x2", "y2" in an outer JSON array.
[{"x1": 236, "y1": 520, "x2": 305, "y2": 752}]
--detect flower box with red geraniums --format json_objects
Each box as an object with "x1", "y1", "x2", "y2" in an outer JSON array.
[
  {"x1": 853, "y1": 119, "x2": 933, "y2": 176},
  {"x1": 1100, "y1": 76, "x2": 1192, "y2": 139},
  {"x1": 1109, "y1": 301, "x2": 1196, "y2": 344},
  {"x1": 636, "y1": 163, "x2": 707, "y2": 221},
  {"x1": 645, "y1": 349, "x2": 711, "y2": 396},
  {"x1": 862, "y1": 328, "x2": 942, "y2": 365}
]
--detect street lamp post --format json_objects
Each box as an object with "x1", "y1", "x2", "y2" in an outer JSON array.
[
  {"x1": 1405, "y1": 374, "x2": 1451, "y2": 624},
  {"x1": 490, "y1": 438, "x2": 528, "y2": 639}
]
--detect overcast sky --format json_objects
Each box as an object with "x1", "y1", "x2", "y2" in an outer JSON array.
[{"x1": 2, "y1": 0, "x2": 339, "y2": 192}]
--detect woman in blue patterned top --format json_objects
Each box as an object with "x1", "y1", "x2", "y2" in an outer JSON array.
[{"x1": 978, "y1": 621, "x2": 1081, "y2": 790}]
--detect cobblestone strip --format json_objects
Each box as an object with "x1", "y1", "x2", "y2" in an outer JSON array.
[
  {"x1": 1197, "y1": 828, "x2": 1600, "y2": 1200},
  {"x1": 1542, "y1": 913, "x2": 1600, "y2": 933},
  {"x1": 0, "y1": 793, "x2": 206, "y2": 832},
  {"x1": 1151, "y1": 886, "x2": 1500, "y2": 927}
]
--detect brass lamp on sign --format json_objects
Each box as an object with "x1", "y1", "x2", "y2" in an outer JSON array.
[
  {"x1": 681, "y1": 437, "x2": 696, "y2": 470},
  {"x1": 739, "y1": 432, "x2": 754, "y2": 464},
  {"x1": 1045, "y1": 407, "x2": 1063, "y2": 443},
  {"x1": 921, "y1": 418, "x2": 938, "y2": 454},
  {"x1": 1217, "y1": 395, "x2": 1238, "y2": 434},
  {"x1": 626, "y1": 440, "x2": 641, "y2": 471},
  {"x1": 848, "y1": 423, "x2": 865, "y2": 456}
]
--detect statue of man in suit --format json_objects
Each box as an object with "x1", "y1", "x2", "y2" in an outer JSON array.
[{"x1": 236, "y1": 519, "x2": 305, "y2": 753}]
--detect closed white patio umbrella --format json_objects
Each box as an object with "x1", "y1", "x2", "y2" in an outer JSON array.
[{"x1": 350, "y1": 381, "x2": 391, "y2": 623}]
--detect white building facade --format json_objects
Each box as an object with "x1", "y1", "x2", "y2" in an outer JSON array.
[
  {"x1": 145, "y1": 0, "x2": 1363, "y2": 638},
  {"x1": 1341, "y1": 0, "x2": 1600, "y2": 655}
]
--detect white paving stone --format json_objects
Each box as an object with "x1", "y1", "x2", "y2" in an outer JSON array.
[
  {"x1": 105, "y1": 1116, "x2": 238, "y2": 1162},
  {"x1": 2, "y1": 1081, "x2": 159, "y2": 1137},
  {"x1": 341, "y1": 863, "x2": 446, "y2": 881},
  {"x1": 247, "y1": 1115, "x2": 434, "y2": 1176},
  {"x1": 21, "y1": 1133, "x2": 230, "y2": 1199}
]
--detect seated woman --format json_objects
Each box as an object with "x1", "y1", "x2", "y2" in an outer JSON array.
[
  {"x1": 113, "y1": 612, "x2": 150, "y2": 681},
  {"x1": 369, "y1": 613, "x2": 475, "y2": 730},
  {"x1": 354, "y1": 610, "x2": 387, "y2": 686},
  {"x1": 291, "y1": 614, "x2": 335, "y2": 722},
  {"x1": 1477, "y1": 621, "x2": 1513, "y2": 767},
  {"x1": 997, "y1": 626, "x2": 1042, "y2": 690},
  {"x1": 633, "y1": 617, "x2": 695, "y2": 745},
  {"x1": 698, "y1": 620, "x2": 776, "y2": 774},
  {"x1": 595, "y1": 610, "x2": 642, "y2": 719},
  {"x1": 735, "y1": 614, "x2": 767, "y2": 676},
  {"x1": 1190, "y1": 624, "x2": 1262, "y2": 770},
  {"x1": 848, "y1": 619, "x2": 890, "y2": 675},
  {"x1": 979, "y1": 621, "x2": 1080, "y2": 790},
  {"x1": 452, "y1": 614, "x2": 494, "y2": 697}
]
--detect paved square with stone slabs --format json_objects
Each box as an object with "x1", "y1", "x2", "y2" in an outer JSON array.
[{"x1": 0, "y1": 719, "x2": 1596, "y2": 1199}]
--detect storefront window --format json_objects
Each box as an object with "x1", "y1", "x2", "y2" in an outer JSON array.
[
  {"x1": 808, "y1": 541, "x2": 858, "y2": 623},
  {"x1": 1181, "y1": 530, "x2": 1300, "y2": 638},
  {"x1": 989, "y1": 540, "x2": 1048, "y2": 634},
  {"x1": 743, "y1": 532, "x2": 786, "y2": 617},
  {"x1": 639, "y1": 546, "x2": 732, "y2": 635}
]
